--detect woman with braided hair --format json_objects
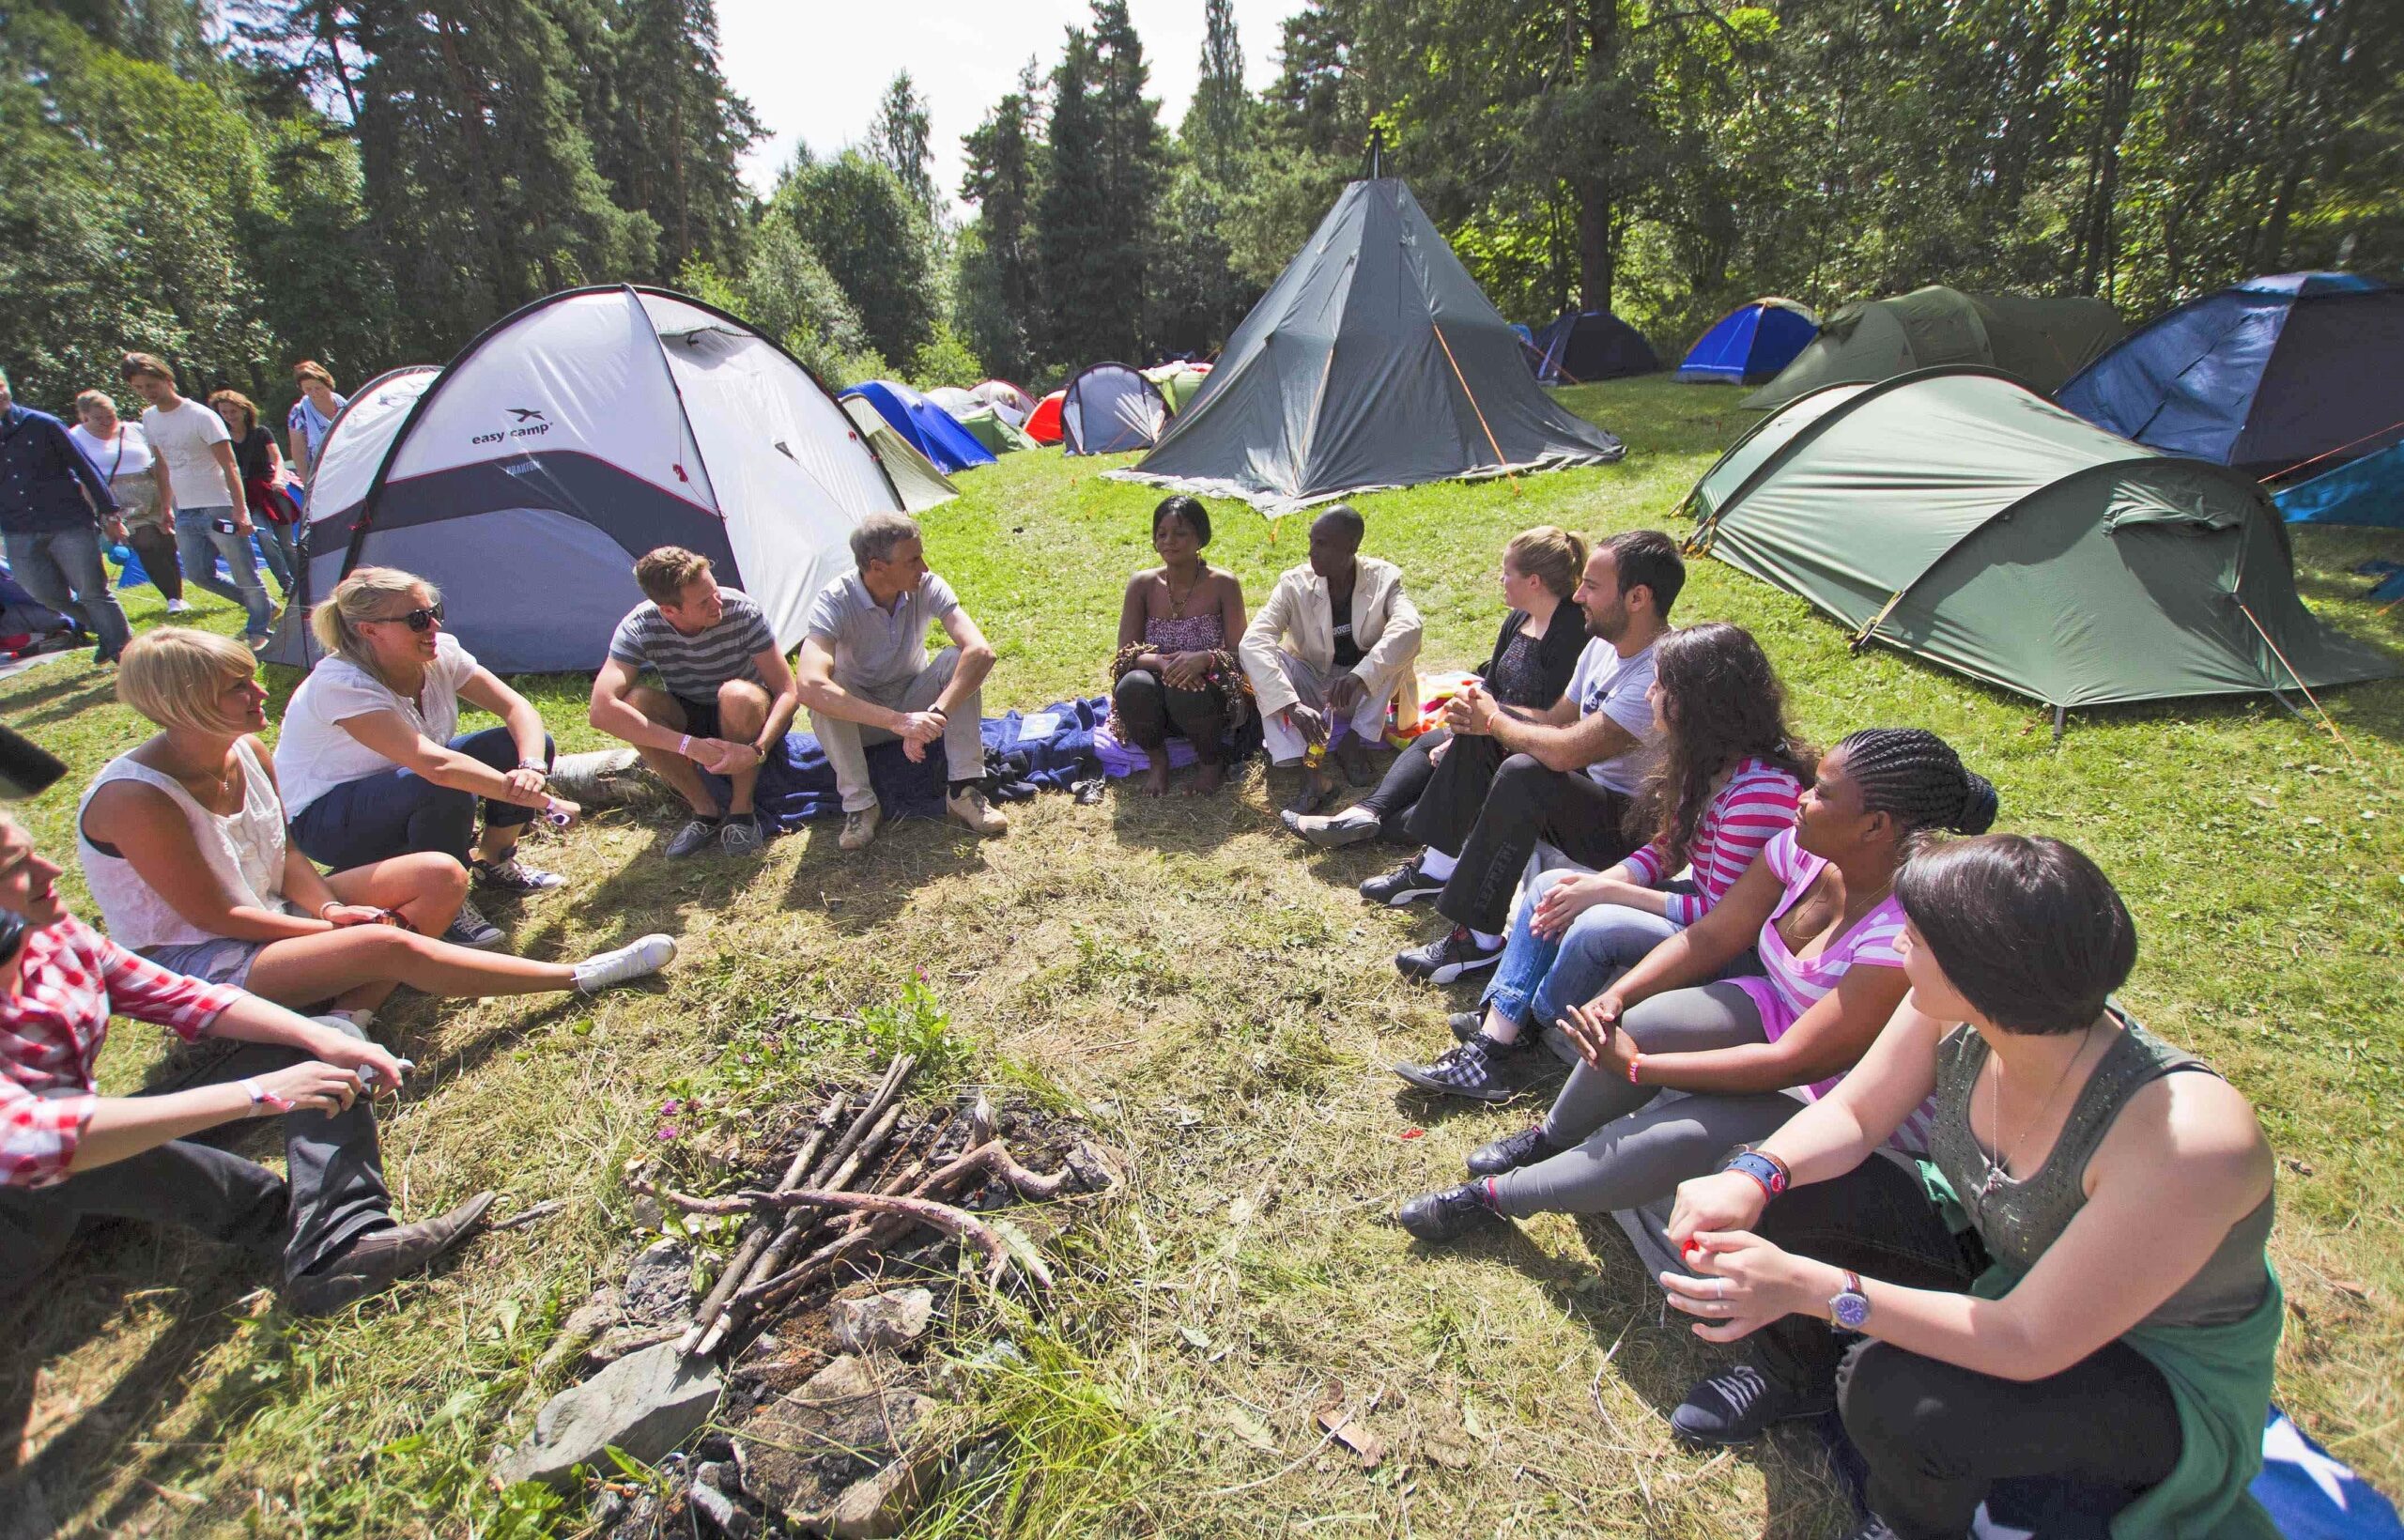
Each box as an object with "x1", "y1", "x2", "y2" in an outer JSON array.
[
  {"x1": 1107, "y1": 497, "x2": 1249, "y2": 795},
  {"x1": 1396, "y1": 728, "x2": 1996, "y2": 1242}
]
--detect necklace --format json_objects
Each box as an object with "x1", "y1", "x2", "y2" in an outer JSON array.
[
  {"x1": 1974, "y1": 1022, "x2": 2103, "y2": 1212},
  {"x1": 1165, "y1": 562, "x2": 1205, "y2": 620}
]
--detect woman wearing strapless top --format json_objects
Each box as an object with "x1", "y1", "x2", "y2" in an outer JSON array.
[{"x1": 1109, "y1": 497, "x2": 1250, "y2": 795}]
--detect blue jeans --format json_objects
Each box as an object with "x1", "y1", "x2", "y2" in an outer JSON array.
[
  {"x1": 288, "y1": 727, "x2": 552, "y2": 868},
  {"x1": 1482, "y1": 868, "x2": 1694, "y2": 1032},
  {"x1": 173, "y1": 507, "x2": 273, "y2": 639},
  {"x1": 2, "y1": 527, "x2": 131, "y2": 659},
  {"x1": 254, "y1": 518, "x2": 303, "y2": 596}
]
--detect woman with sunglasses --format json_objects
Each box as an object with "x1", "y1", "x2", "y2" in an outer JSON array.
[
  {"x1": 79, "y1": 629, "x2": 674, "y2": 1023},
  {"x1": 275, "y1": 567, "x2": 574, "y2": 949}
]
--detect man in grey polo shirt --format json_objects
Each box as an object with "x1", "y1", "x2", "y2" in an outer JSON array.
[{"x1": 796, "y1": 513, "x2": 1006, "y2": 850}]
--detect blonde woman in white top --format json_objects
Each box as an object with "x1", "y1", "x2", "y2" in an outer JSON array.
[
  {"x1": 69, "y1": 390, "x2": 186, "y2": 611},
  {"x1": 76, "y1": 630, "x2": 673, "y2": 1026}
]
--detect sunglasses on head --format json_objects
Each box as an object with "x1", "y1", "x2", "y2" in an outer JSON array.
[{"x1": 374, "y1": 602, "x2": 444, "y2": 632}]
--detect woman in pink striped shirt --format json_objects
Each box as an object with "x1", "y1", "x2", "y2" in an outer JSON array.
[{"x1": 1395, "y1": 623, "x2": 1811, "y2": 1102}]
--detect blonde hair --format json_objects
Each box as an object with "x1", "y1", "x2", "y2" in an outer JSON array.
[
  {"x1": 207, "y1": 389, "x2": 258, "y2": 434},
  {"x1": 73, "y1": 390, "x2": 116, "y2": 418},
  {"x1": 293, "y1": 360, "x2": 335, "y2": 390},
  {"x1": 117, "y1": 629, "x2": 258, "y2": 734},
  {"x1": 311, "y1": 566, "x2": 438, "y2": 676},
  {"x1": 634, "y1": 546, "x2": 712, "y2": 605},
  {"x1": 1504, "y1": 525, "x2": 1593, "y2": 601}
]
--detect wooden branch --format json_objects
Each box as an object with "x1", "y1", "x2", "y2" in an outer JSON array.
[
  {"x1": 733, "y1": 1187, "x2": 1053, "y2": 1291},
  {"x1": 682, "y1": 1089, "x2": 850, "y2": 1349},
  {"x1": 486, "y1": 1198, "x2": 564, "y2": 1233}
]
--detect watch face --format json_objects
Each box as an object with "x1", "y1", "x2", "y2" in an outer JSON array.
[{"x1": 1833, "y1": 1293, "x2": 1871, "y2": 1331}]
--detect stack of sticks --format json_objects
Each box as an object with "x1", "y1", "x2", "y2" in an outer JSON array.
[{"x1": 643, "y1": 1055, "x2": 1101, "y2": 1359}]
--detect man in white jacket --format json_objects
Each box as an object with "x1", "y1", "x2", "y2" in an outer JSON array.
[{"x1": 1240, "y1": 505, "x2": 1424, "y2": 813}]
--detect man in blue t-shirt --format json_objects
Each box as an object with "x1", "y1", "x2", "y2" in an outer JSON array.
[{"x1": 589, "y1": 547, "x2": 800, "y2": 858}]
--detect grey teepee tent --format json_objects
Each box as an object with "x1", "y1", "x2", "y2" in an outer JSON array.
[{"x1": 1114, "y1": 178, "x2": 1625, "y2": 512}]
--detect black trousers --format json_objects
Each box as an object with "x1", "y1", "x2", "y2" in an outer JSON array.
[
  {"x1": 1397, "y1": 731, "x2": 1507, "y2": 851},
  {"x1": 0, "y1": 1043, "x2": 394, "y2": 1303},
  {"x1": 1747, "y1": 1155, "x2": 2184, "y2": 1540},
  {"x1": 1353, "y1": 727, "x2": 1443, "y2": 839},
  {"x1": 124, "y1": 522, "x2": 182, "y2": 603},
  {"x1": 1112, "y1": 669, "x2": 1229, "y2": 762},
  {"x1": 1418, "y1": 751, "x2": 1640, "y2": 935}
]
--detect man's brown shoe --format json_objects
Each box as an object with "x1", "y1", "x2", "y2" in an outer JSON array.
[
  {"x1": 285, "y1": 1190, "x2": 497, "y2": 1316},
  {"x1": 946, "y1": 787, "x2": 1007, "y2": 836}
]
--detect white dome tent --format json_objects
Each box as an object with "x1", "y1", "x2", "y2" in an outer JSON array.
[{"x1": 264, "y1": 285, "x2": 903, "y2": 673}]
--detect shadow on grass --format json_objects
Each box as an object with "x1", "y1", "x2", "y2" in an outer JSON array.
[
  {"x1": 11, "y1": 682, "x2": 119, "y2": 730},
  {"x1": 776, "y1": 812, "x2": 992, "y2": 936}
]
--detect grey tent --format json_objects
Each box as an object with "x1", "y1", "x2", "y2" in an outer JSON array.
[
  {"x1": 1061, "y1": 363, "x2": 1171, "y2": 455},
  {"x1": 1115, "y1": 177, "x2": 1625, "y2": 512},
  {"x1": 840, "y1": 395, "x2": 960, "y2": 513},
  {"x1": 1741, "y1": 286, "x2": 2124, "y2": 412},
  {"x1": 1684, "y1": 368, "x2": 2395, "y2": 713}
]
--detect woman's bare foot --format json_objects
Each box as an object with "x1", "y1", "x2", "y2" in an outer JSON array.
[
  {"x1": 1188, "y1": 760, "x2": 1226, "y2": 795},
  {"x1": 1141, "y1": 759, "x2": 1173, "y2": 796}
]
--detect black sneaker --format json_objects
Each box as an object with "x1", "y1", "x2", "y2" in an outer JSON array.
[
  {"x1": 1393, "y1": 1039, "x2": 1519, "y2": 1102},
  {"x1": 1466, "y1": 1124, "x2": 1564, "y2": 1178},
  {"x1": 1395, "y1": 1181, "x2": 1503, "y2": 1242},
  {"x1": 440, "y1": 898, "x2": 504, "y2": 950},
  {"x1": 718, "y1": 814, "x2": 765, "y2": 857},
  {"x1": 1669, "y1": 1361, "x2": 1832, "y2": 1447},
  {"x1": 665, "y1": 815, "x2": 722, "y2": 858},
  {"x1": 1359, "y1": 858, "x2": 1443, "y2": 907},
  {"x1": 470, "y1": 855, "x2": 566, "y2": 892},
  {"x1": 1395, "y1": 926, "x2": 1502, "y2": 984}
]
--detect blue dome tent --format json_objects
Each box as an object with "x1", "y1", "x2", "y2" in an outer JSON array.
[
  {"x1": 1676, "y1": 299, "x2": 1818, "y2": 384},
  {"x1": 2057, "y1": 273, "x2": 2404, "y2": 478},
  {"x1": 2274, "y1": 436, "x2": 2404, "y2": 529},
  {"x1": 840, "y1": 380, "x2": 996, "y2": 476}
]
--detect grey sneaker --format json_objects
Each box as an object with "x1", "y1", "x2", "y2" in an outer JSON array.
[
  {"x1": 471, "y1": 855, "x2": 566, "y2": 892},
  {"x1": 665, "y1": 815, "x2": 722, "y2": 858},
  {"x1": 441, "y1": 898, "x2": 504, "y2": 950},
  {"x1": 838, "y1": 803, "x2": 882, "y2": 852},
  {"x1": 718, "y1": 814, "x2": 765, "y2": 856}
]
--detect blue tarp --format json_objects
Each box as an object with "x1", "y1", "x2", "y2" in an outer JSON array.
[
  {"x1": 701, "y1": 698, "x2": 1107, "y2": 832},
  {"x1": 1677, "y1": 300, "x2": 1818, "y2": 384},
  {"x1": 2275, "y1": 439, "x2": 2404, "y2": 528},
  {"x1": 2058, "y1": 272, "x2": 2404, "y2": 477},
  {"x1": 840, "y1": 380, "x2": 996, "y2": 476}
]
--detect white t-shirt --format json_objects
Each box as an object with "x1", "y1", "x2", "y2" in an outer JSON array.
[
  {"x1": 141, "y1": 397, "x2": 234, "y2": 511},
  {"x1": 1564, "y1": 636, "x2": 1660, "y2": 793},
  {"x1": 68, "y1": 422, "x2": 154, "y2": 480},
  {"x1": 274, "y1": 631, "x2": 483, "y2": 817}
]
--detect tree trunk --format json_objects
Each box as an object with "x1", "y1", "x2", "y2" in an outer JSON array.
[{"x1": 1577, "y1": 177, "x2": 1613, "y2": 313}]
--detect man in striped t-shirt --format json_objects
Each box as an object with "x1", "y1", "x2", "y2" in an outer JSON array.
[{"x1": 589, "y1": 547, "x2": 802, "y2": 858}]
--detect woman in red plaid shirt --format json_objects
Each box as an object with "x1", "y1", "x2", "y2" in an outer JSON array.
[{"x1": 0, "y1": 816, "x2": 493, "y2": 1315}]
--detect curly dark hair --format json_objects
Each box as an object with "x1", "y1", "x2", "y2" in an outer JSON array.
[{"x1": 1626, "y1": 623, "x2": 1816, "y2": 870}]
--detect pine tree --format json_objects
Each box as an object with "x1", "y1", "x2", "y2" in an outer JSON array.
[
  {"x1": 1187, "y1": 0, "x2": 1248, "y2": 184},
  {"x1": 591, "y1": 0, "x2": 763, "y2": 280},
  {"x1": 1036, "y1": 27, "x2": 1107, "y2": 364},
  {"x1": 870, "y1": 70, "x2": 937, "y2": 218},
  {"x1": 960, "y1": 60, "x2": 1045, "y2": 379},
  {"x1": 1086, "y1": 0, "x2": 1167, "y2": 359}
]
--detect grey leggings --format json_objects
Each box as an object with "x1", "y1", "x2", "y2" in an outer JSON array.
[{"x1": 1492, "y1": 980, "x2": 1805, "y2": 1218}]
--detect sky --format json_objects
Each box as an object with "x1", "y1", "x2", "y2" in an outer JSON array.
[{"x1": 717, "y1": 0, "x2": 1301, "y2": 215}]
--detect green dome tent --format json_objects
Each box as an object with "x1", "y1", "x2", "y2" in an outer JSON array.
[
  {"x1": 1684, "y1": 368, "x2": 2395, "y2": 715},
  {"x1": 1740, "y1": 286, "x2": 2124, "y2": 411}
]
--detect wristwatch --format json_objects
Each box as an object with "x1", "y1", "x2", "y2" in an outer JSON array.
[
  {"x1": 1828, "y1": 1270, "x2": 1870, "y2": 1331},
  {"x1": 1721, "y1": 1147, "x2": 1789, "y2": 1198}
]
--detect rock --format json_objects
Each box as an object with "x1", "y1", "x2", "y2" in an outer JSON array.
[
  {"x1": 494, "y1": 1340, "x2": 724, "y2": 1489},
  {"x1": 621, "y1": 1238, "x2": 693, "y2": 1326},
  {"x1": 587, "y1": 1322, "x2": 684, "y2": 1366},
  {"x1": 826, "y1": 1440, "x2": 948, "y2": 1539},
  {"x1": 530, "y1": 1286, "x2": 624, "y2": 1384},
  {"x1": 686, "y1": 1475, "x2": 755, "y2": 1538},
  {"x1": 732, "y1": 1354, "x2": 938, "y2": 1530},
  {"x1": 549, "y1": 747, "x2": 649, "y2": 807},
  {"x1": 828, "y1": 1287, "x2": 936, "y2": 1355},
  {"x1": 629, "y1": 1194, "x2": 663, "y2": 1230}
]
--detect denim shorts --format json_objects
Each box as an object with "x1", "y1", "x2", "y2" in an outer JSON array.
[{"x1": 142, "y1": 936, "x2": 271, "y2": 989}]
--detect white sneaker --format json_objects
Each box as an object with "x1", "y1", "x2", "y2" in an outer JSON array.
[
  {"x1": 572, "y1": 933, "x2": 676, "y2": 993},
  {"x1": 838, "y1": 802, "x2": 882, "y2": 852},
  {"x1": 165, "y1": 598, "x2": 193, "y2": 614}
]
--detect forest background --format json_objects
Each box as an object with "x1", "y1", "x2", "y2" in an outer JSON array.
[{"x1": 5, "y1": 0, "x2": 2401, "y2": 435}]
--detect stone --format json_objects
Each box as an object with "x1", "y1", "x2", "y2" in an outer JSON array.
[
  {"x1": 826, "y1": 1440, "x2": 948, "y2": 1540},
  {"x1": 529, "y1": 1286, "x2": 623, "y2": 1386},
  {"x1": 549, "y1": 747, "x2": 649, "y2": 808},
  {"x1": 732, "y1": 1354, "x2": 937, "y2": 1529},
  {"x1": 629, "y1": 1194, "x2": 663, "y2": 1231},
  {"x1": 828, "y1": 1287, "x2": 936, "y2": 1355},
  {"x1": 494, "y1": 1340, "x2": 724, "y2": 1490},
  {"x1": 621, "y1": 1238, "x2": 693, "y2": 1326}
]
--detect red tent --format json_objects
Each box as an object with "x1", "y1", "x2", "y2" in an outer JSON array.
[{"x1": 1025, "y1": 389, "x2": 1066, "y2": 446}]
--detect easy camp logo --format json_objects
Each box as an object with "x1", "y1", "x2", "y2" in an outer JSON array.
[{"x1": 471, "y1": 408, "x2": 552, "y2": 447}]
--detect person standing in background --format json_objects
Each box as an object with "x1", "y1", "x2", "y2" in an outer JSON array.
[
  {"x1": 285, "y1": 362, "x2": 347, "y2": 484},
  {"x1": 120, "y1": 353, "x2": 274, "y2": 650},
  {"x1": 0, "y1": 367, "x2": 133, "y2": 665},
  {"x1": 209, "y1": 390, "x2": 304, "y2": 599},
  {"x1": 69, "y1": 390, "x2": 186, "y2": 614}
]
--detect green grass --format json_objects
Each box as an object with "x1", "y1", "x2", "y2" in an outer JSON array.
[{"x1": 2, "y1": 375, "x2": 2398, "y2": 1536}]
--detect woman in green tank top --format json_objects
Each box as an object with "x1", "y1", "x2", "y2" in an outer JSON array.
[{"x1": 1650, "y1": 834, "x2": 2281, "y2": 1540}]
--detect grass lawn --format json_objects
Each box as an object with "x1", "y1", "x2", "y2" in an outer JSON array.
[{"x1": 2, "y1": 374, "x2": 2398, "y2": 1537}]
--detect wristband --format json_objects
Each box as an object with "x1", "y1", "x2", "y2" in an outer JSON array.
[
  {"x1": 239, "y1": 1077, "x2": 291, "y2": 1113},
  {"x1": 317, "y1": 901, "x2": 341, "y2": 921},
  {"x1": 1721, "y1": 1148, "x2": 1791, "y2": 1198},
  {"x1": 678, "y1": 733, "x2": 693, "y2": 757},
  {"x1": 516, "y1": 760, "x2": 547, "y2": 776},
  {"x1": 1626, "y1": 1051, "x2": 1642, "y2": 1086}
]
